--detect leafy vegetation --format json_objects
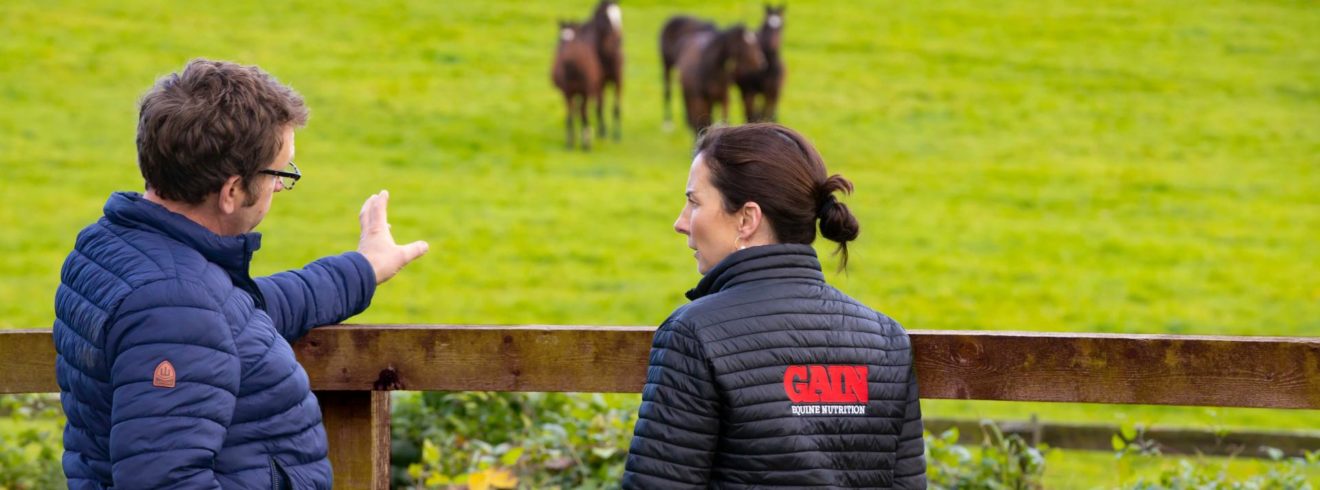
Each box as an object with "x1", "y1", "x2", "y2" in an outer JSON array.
[
  {"x1": 925, "y1": 422, "x2": 1048, "y2": 489},
  {"x1": 920, "y1": 420, "x2": 1319, "y2": 489},
  {"x1": 392, "y1": 392, "x2": 634, "y2": 489},
  {"x1": 1112, "y1": 424, "x2": 1319, "y2": 490},
  {"x1": 0, "y1": 395, "x2": 64, "y2": 489}
]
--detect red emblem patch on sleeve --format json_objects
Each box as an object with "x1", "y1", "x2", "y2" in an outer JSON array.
[{"x1": 153, "y1": 360, "x2": 176, "y2": 388}]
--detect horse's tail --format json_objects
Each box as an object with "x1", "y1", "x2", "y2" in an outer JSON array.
[
  {"x1": 554, "y1": 43, "x2": 601, "y2": 97},
  {"x1": 563, "y1": 59, "x2": 587, "y2": 90},
  {"x1": 554, "y1": 57, "x2": 584, "y2": 93},
  {"x1": 659, "y1": 18, "x2": 680, "y2": 70}
]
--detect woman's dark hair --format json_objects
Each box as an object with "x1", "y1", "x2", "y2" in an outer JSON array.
[
  {"x1": 137, "y1": 58, "x2": 309, "y2": 205},
  {"x1": 695, "y1": 123, "x2": 861, "y2": 269}
]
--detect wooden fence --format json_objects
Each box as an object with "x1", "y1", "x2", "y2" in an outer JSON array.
[{"x1": 2, "y1": 325, "x2": 1317, "y2": 488}]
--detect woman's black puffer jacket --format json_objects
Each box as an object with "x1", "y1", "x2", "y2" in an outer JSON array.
[{"x1": 623, "y1": 244, "x2": 925, "y2": 489}]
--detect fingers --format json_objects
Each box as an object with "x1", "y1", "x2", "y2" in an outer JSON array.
[
  {"x1": 401, "y1": 240, "x2": 430, "y2": 262},
  {"x1": 353, "y1": 191, "x2": 426, "y2": 285},
  {"x1": 358, "y1": 190, "x2": 391, "y2": 234},
  {"x1": 359, "y1": 193, "x2": 377, "y2": 230},
  {"x1": 375, "y1": 190, "x2": 390, "y2": 229}
]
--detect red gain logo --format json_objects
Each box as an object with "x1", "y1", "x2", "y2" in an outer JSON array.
[{"x1": 783, "y1": 365, "x2": 868, "y2": 403}]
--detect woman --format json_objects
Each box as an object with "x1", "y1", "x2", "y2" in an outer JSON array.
[{"x1": 623, "y1": 123, "x2": 925, "y2": 489}]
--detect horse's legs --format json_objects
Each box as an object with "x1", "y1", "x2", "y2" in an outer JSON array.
[
  {"x1": 765, "y1": 85, "x2": 780, "y2": 122},
  {"x1": 684, "y1": 93, "x2": 704, "y2": 134},
  {"x1": 564, "y1": 94, "x2": 575, "y2": 150},
  {"x1": 719, "y1": 94, "x2": 729, "y2": 126},
  {"x1": 596, "y1": 83, "x2": 606, "y2": 139},
  {"x1": 741, "y1": 90, "x2": 758, "y2": 123},
  {"x1": 580, "y1": 92, "x2": 593, "y2": 151},
  {"x1": 612, "y1": 77, "x2": 621, "y2": 141}
]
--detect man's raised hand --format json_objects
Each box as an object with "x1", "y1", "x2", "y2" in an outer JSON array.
[{"x1": 357, "y1": 190, "x2": 428, "y2": 284}]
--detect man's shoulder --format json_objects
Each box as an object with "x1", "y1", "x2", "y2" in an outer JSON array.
[
  {"x1": 66, "y1": 217, "x2": 229, "y2": 296},
  {"x1": 55, "y1": 219, "x2": 240, "y2": 354}
]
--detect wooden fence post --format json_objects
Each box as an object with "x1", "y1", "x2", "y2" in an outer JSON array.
[{"x1": 319, "y1": 390, "x2": 391, "y2": 489}]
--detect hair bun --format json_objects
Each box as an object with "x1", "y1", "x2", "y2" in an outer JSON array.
[
  {"x1": 817, "y1": 174, "x2": 860, "y2": 268},
  {"x1": 818, "y1": 195, "x2": 859, "y2": 244}
]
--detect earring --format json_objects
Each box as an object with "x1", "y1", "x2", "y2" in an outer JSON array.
[{"x1": 734, "y1": 235, "x2": 746, "y2": 251}]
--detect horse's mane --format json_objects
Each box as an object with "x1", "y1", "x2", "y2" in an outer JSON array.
[{"x1": 588, "y1": 1, "x2": 620, "y2": 35}]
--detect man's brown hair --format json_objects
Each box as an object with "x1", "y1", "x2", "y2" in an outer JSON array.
[{"x1": 137, "y1": 59, "x2": 309, "y2": 205}]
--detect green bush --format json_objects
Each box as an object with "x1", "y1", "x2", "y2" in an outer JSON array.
[
  {"x1": 1116, "y1": 429, "x2": 1318, "y2": 490},
  {"x1": 391, "y1": 392, "x2": 637, "y2": 489},
  {"x1": 925, "y1": 420, "x2": 1048, "y2": 489},
  {"x1": 0, "y1": 394, "x2": 65, "y2": 490},
  {"x1": 1125, "y1": 454, "x2": 1316, "y2": 489}
]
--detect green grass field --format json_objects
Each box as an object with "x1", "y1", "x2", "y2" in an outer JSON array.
[{"x1": 2, "y1": 0, "x2": 1317, "y2": 487}]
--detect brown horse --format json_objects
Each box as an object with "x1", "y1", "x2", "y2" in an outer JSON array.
[
  {"x1": 659, "y1": 16, "x2": 716, "y2": 129},
  {"x1": 581, "y1": 0, "x2": 623, "y2": 141},
  {"x1": 736, "y1": 4, "x2": 787, "y2": 122},
  {"x1": 551, "y1": 21, "x2": 603, "y2": 150},
  {"x1": 664, "y1": 22, "x2": 766, "y2": 134}
]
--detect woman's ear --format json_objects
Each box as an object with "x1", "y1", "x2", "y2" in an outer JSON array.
[
  {"x1": 218, "y1": 175, "x2": 243, "y2": 215},
  {"x1": 738, "y1": 202, "x2": 764, "y2": 238}
]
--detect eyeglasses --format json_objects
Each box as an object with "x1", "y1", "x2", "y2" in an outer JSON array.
[{"x1": 259, "y1": 161, "x2": 301, "y2": 190}]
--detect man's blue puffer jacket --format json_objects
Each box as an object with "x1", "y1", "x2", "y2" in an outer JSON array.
[{"x1": 53, "y1": 192, "x2": 376, "y2": 489}]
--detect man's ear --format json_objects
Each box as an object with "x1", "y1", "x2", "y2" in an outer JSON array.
[{"x1": 218, "y1": 175, "x2": 243, "y2": 215}]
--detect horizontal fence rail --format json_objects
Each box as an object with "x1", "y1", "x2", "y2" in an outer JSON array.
[
  {"x1": 5, "y1": 326, "x2": 1317, "y2": 409},
  {"x1": 4, "y1": 325, "x2": 1318, "y2": 488}
]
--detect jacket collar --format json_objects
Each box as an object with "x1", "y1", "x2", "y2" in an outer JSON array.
[
  {"x1": 686, "y1": 243, "x2": 825, "y2": 301},
  {"x1": 103, "y1": 192, "x2": 266, "y2": 307}
]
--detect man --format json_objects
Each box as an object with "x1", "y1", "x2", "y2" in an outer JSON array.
[{"x1": 51, "y1": 59, "x2": 428, "y2": 489}]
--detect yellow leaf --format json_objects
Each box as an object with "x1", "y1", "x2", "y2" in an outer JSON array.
[
  {"x1": 407, "y1": 463, "x2": 423, "y2": 480},
  {"x1": 487, "y1": 468, "x2": 518, "y2": 488},
  {"x1": 467, "y1": 468, "x2": 518, "y2": 490},
  {"x1": 467, "y1": 470, "x2": 489, "y2": 490}
]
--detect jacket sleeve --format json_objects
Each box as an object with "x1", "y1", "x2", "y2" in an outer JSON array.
[
  {"x1": 256, "y1": 251, "x2": 376, "y2": 342},
  {"x1": 893, "y1": 363, "x2": 927, "y2": 488},
  {"x1": 622, "y1": 319, "x2": 721, "y2": 489},
  {"x1": 106, "y1": 279, "x2": 240, "y2": 489}
]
